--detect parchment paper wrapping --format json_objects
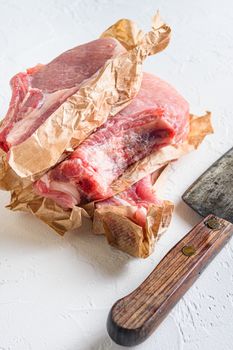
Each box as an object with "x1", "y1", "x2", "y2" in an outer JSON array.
[
  {"x1": 92, "y1": 166, "x2": 174, "y2": 258},
  {"x1": 90, "y1": 112, "x2": 213, "y2": 257},
  {"x1": 0, "y1": 112, "x2": 213, "y2": 257},
  {"x1": 0, "y1": 149, "x2": 88, "y2": 235},
  {"x1": 8, "y1": 13, "x2": 171, "y2": 178},
  {"x1": 94, "y1": 202, "x2": 174, "y2": 258}
]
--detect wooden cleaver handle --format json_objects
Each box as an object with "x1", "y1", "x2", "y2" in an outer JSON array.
[{"x1": 107, "y1": 215, "x2": 233, "y2": 347}]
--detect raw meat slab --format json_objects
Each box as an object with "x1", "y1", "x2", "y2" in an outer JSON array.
[
  {"x1": 35, "y1": 73, "x2": 189, "y2": 208},
  {"x1": 0, "y1": 38, "x2": 125, "y2": 152}
]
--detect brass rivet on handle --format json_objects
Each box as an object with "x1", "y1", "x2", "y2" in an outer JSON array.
[
  {"x1": 204, "y1": 217, "x2": 224, "y2": 230},
  {"x1": 182, "y1": 245, "x2": 196, "y2": 256}
]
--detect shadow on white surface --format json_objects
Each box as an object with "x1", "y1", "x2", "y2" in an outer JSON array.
[
  {"x1": 0, "y1": 195, "x2": 131, "y2": 274},
  {"x1": 65, "y1": 218, "x2": 133, "y2": 277},
  {"x1": 175, "y1": 200, "x2": 201, "y2": 228},
  {"x1": 0, "y1": 210, "x2": 60, "y2": 252},
  {"x1": 82, "y1": 313, "x2": 181, "y2": 350}
]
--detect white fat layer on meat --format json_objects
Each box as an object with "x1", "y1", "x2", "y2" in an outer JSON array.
[
  {"x1": 6, "y1": 88, "x2": 75, "y2": 146},
  {"x1": 50, "y1": 180, "x2": 80, "y2": 204}
]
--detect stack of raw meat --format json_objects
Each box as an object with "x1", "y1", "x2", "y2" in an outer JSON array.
[
  {"x1": 33, "y1": 72, "x2": 189, "y2": 227},
  {"x1": 0, "y1": 32, "x2": 193, "y2": 257}
]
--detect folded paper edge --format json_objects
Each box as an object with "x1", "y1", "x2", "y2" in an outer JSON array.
[{"x1": 98, "y1": 200, "x2": 174, "y2": 258}]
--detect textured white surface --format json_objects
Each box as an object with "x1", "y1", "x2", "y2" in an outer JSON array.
[{"x1": 0, "y1": 0, "x2": 233, "y2": 349}]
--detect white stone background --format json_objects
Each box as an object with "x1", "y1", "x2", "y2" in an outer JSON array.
[{"x1": 0, "y1": 0, "x2": 233, "y2": 349}]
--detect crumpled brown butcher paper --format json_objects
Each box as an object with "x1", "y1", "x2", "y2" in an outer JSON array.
[
  {"x1": 88, "y1": 112, "x2": 213, "y2": 258},
  {"x1": 0, "y1": 12, "x2": 214, "y2": 257},
  {"x1": 0, "y1": 112, "x2": 213, "y2": 257}
]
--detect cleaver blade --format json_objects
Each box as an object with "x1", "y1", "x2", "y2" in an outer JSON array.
[{"x1": 182, "y1": 147, "x2": 233, "y2": 223}]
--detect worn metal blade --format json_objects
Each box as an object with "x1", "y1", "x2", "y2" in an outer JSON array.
[{"x1": 182, "y1": 147, "x2": 233, "y2": 223}]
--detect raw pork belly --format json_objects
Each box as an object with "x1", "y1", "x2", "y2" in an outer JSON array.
[
  {"x1": 0, "y1": 38, "x2": 125, "y2": 152},
  {"x1": 35, "y1": 72, "x2": 189, "y2": 208},
  {"x1": 96, "y1": 175, "x2": 160, "y2": 227}
]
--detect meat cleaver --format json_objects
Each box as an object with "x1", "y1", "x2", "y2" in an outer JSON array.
[{"x1": 107, "y1": 147, "x2": 233, "y2": 347}]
